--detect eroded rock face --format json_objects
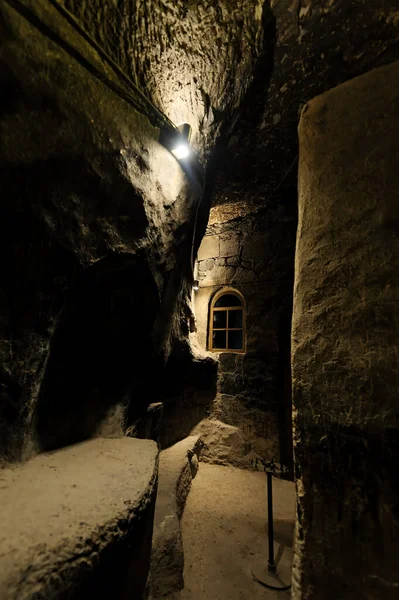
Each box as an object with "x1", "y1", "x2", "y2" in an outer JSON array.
[
  {"x1": 218, "y1": 0, "x2": 399, "y2": 199},
  {"x1": 1, "y1": 1, "x2": 398, "y2": 598},
  {"x1": 0, "y1": 0, "x2": 204, "y2": 460},
  {"x1": 3, "y1": 0, "x2": 397, "y2": 464},
  {"x1": 58, "y1": 0, "x2": 399, "y2": 176},
  {"x1": 131, "y1": 0, "x2": 270, "y2": 152},
  {"x1": 61, "y1": 0, "x2": 270, "y2": 154},
  {"x1": 292, "y1": 60, "x2": 399, "y2": 600}
]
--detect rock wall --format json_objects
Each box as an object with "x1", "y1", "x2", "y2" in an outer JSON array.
[
  {"x1": 193, "y1": 196, "x2": 297, "y2": 468},
  {"x1": 0, "y1": 0, "x2": 204, "y2": 461},
  {"x1": 217, "y1": 0, "x2": 399, "y2": 203},
  {"x1": 62, "y1": 0, "x2": 270, "y2": 154},
  {"x1": 292, "y1": 61, "x2": 399, "y2": 599}
]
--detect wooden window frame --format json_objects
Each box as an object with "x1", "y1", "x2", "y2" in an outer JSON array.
[{"x1": 208, "y1": 288, "x2": 246, "y2": 353}]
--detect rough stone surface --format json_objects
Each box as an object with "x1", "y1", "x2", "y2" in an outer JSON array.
[
  {"x1": 158, "y1": 344, "x2": 218, "y2": 450},
  {"x1": 219, "y1": 234, "x2": 240, "y2": 258},
  {"x1": 193, "y1": 203, "x2": 295, "y2": 469},
  {"x1": 190, "y1": 419, "x2": 273, "y2": 470},
  {"x1": 1, "y1": 1, "x2": 399, "y2": 595},
  {"x1": 0, "y1": 437, "x2": 158, "y2": 600},
  {"x1": 150, "y1": 436, "x2": 203, "y2": 599},
  {"x1": 128, "y1": 0, "x2": 267, "y2": 154},
  {"x1": 292, "y1": 61, "x2": 399, "y2": 600},
  {"x1": 2, "y1": 0, "x2": 397, "y2": 466},
  {"x1": 62, "y1": 0, "x2": 399, "y2": 172},
  {"x1": 181, "y1": 463, "x2": 295, "y2": 600},
  {"x1": 197, "y1": 235, "x2": 220, "y2": 261},
  {"x1": 126, "y1": 402, "x2": 165, "y2": 443},
  {"x1": 0, "y1": 0, "x2": 206, "y2": 461},
  {"x1": 216, "y1": 0, "x2": 399, "y2": 205}
]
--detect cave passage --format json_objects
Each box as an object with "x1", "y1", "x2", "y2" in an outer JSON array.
[{"x1": 0, "y1": 1, "x2": 398, "y2": 599}]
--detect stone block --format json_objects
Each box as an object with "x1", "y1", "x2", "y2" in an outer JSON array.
[
  {"x1": 234, "y1": 353, "x2": 244, "y2": 372},
  {"x1": 198, "y1": 258, "x2": 215, "y2": 273},
  {"x1": 218, "y1": 352, "x2": 237, "y2": 373},
  {"x1": 215, "y1": 257, "x2": 227, "y2": 266},
  {"x1": 217, "y1": 372, "x2": 242, "y2": 395},
  {"x1": 0, "y1": 438, "x2": 158, "y2": 599},
  {"x1": 242, "y1": 232, "x2": 267, "y2": 260},
  {"x1": 220, "y1": 235, "x2": 240, "y2": 257},
  {"x1": 217, "y1": 394, "x2": 246, "y2": 425},
  {"x1": 234, "y1": 267, "x2": 257, "y2": 282},
  {"x1": 227, "y1": 256, "x2": 240, "y2": 266},
  {"x1": 197, "y1": 235, "x2": 219, "y2": 260},
  {"x1": 200, "y1": 265, "x2": 236, "y2": 286},
  {"x1": 150, "y1": 436, "x2": 203, "y2": 599},
  {"x1": 191, "y1": 418, "x2": 279, "y2": 469},
  {"x1": 243, "y1": 356, "x2": 267, "y2": 378}
]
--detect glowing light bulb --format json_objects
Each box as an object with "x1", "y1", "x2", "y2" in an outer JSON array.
[{"x1": 172, "y1": 143, "x2": 191, "y2": 160}]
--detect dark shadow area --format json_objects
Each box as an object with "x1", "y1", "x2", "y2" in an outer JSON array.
[
  {"x1": 0, "y1": 154, "x2": 150, "y2": 460},
  {"x1": 158, "y1": 341, "x2": 218, "y2": 449},
  {"x1": 36, "y1": 254, "x2": 159, "y2": 451},
  {"x1": 83, "y1": 492, "x2": 156, "y2": 600},
  {"x1": 277, "y1": 300, "x2": 294, "y2": 480},
  {"x1": 212, "y1": 0, "x2": 277, "y2": 206}
]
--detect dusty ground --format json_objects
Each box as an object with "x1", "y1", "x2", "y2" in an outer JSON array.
[{"x1": 181, "y1": 463, "x2": 295, "y2": 600}]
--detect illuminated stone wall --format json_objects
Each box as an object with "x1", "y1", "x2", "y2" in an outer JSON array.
[
  {"x1": 293, "y1": 60, "x2": 399, "y2": 600},
  {"x1": 0, "y1": 0, "x2": 203, "y2": 460},
  {"x1": 192, "y1": 197, "x2": 296, "y2": 468}
]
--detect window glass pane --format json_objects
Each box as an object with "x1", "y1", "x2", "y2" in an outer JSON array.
[
  {"x1": 213, "y1": 310, "x2": 227, "y2": 328},
  {"x1": 213, "y1": 330, "x2": 226, "y2": 350},
  {"x1": 214, "y1": 294, "x2": 242, "y2": 308},
  {"x1": 228, "y1": 330, "x2": 243, "y2": 350},
  {"x1": 228, "y1": 309, "x2": 242, "y2": 328}
]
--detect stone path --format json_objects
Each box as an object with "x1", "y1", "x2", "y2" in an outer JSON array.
[{"x1": 181, "y1": 463, "x2": 295, "y2": 600}]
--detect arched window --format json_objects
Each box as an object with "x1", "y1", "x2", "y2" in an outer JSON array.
[{"x1": 208, "y1": 289, "x2": 245, "y2": 353}]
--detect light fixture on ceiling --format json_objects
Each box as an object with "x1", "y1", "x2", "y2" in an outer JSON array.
[
  {"x1": 160, "y1": 123, "x2": 192, "y2": 161},
  {"x1": 172, "y1": 123, "x2": 192, "y2": 159},
  {"x1": 172, "y1": 142, "x2": 191, "y2": 160}
]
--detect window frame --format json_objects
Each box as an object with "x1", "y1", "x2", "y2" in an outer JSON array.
[{"x1": 208, "y1": 288, "x2": 246, "y2": 353}]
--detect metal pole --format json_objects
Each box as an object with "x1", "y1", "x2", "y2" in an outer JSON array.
[
  {"x1": 267, "y1": 472, "x2": 276, "y2": 572},
  {"x1": 252, "y1": 462, "x2": 292, "y2": 590}
]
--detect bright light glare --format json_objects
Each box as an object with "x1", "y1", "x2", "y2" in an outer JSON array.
[{"x1": 172, "y1": 143, "x2": 191, "y2": 160}]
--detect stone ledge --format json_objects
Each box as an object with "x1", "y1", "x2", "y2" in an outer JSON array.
[
  {"x1": 191, "y1": 418, "x2": 277, "y2": 469},
  {"x1": 150, "y1": 436, "x2": 203, "y2": 599},
  {"x1": 0, "y1": 438, "x2": 158, "y2": 600}
]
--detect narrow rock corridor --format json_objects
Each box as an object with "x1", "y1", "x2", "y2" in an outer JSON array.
[
  {"x1": 1, "y1": 1, "x2": 398, "y2": 597},
  {"x1": 181, "y1": 464, "x2": 295, "y2": 600}
]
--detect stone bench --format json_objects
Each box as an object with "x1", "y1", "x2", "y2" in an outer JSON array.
[
  {"x1": 150, "y1": 435, "x2": 203, "y2": 599},
  {"x1": 0, "y1": 437, "x2": 158, "y2": 600}
]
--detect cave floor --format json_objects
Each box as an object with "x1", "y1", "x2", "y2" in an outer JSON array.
[{"x1": 181, "y1": 463, "x2": 295, "y2": 600}]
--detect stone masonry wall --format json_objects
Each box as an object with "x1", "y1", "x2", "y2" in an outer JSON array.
[{"x1": 193, "y1": 200, "x2": 296, "y2": 467}]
